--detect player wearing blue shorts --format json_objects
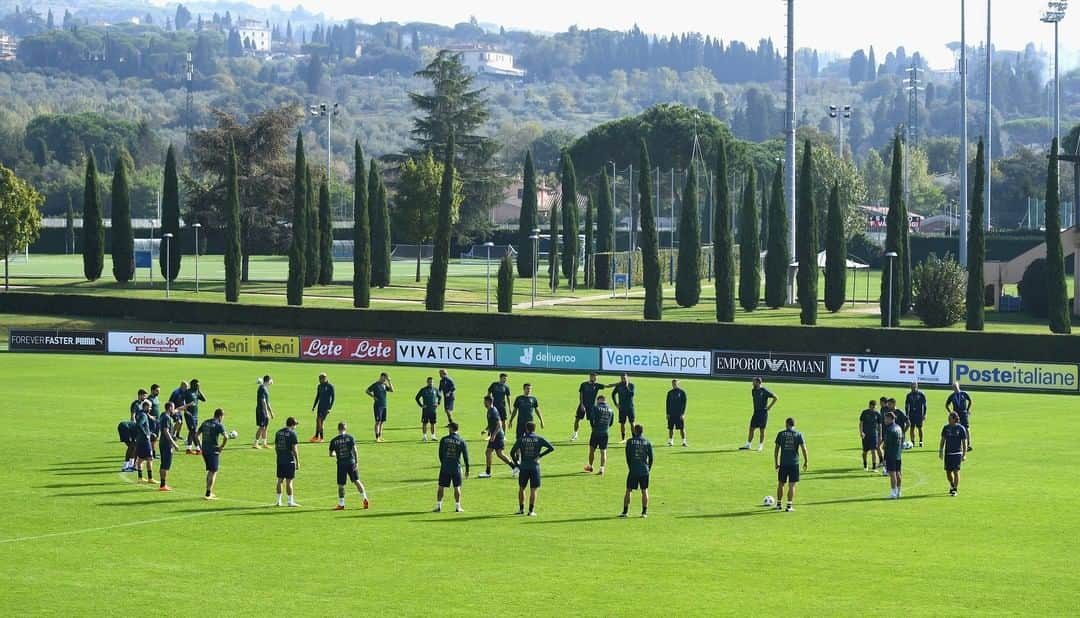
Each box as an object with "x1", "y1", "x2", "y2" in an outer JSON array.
[
  {"x1": 274, "y1": 417, "x2": 301, "y2": 507},
  {"x1": 584, "y1": 395, "x2": 614, "y2": 474},
  {"x1": 438, "y1": 369, "x2": 456, "y2": 424},
  {"x1": 157, "y1": 401, "x2": 180, "y2": 491},
  {"x1": 742, "y1": 377, "x2": 777, "y2": 451},
  {"x1": 773, "y1": 417, "x2": 807, "y2": 512},
  {"x1": 665, "y1": 379, "x2": 687, "y2": 447},
  {"x1": 168, "y1": 381, "x2": 187, "y2": 443},
  {"x1": 329, "y1": 422, "x2": 369, "y2": 510},
  {"x1": 478, "y1": 395, "x2": 517, "y2": 478},
  {"x1": 939, "y1": 411, "x2": 969, "y2": 496},
  {"x1": 572, "y1": 373, "x2": 608, "y2": 441},
  {"x1": 859, "y1": 400, "x2": 883, "y2": 471},
  {"x1": 133, "y1": 399, "x2": 155, "y2": 484},
  {"x1": 621, "y1": 424, "x2": 654, "y2": 518},
  {"x1": 612, "y1": 374, "x2": 636, "y2": 443},
  {"x1": 486, "y1": 373, "x2": 512, "y2": 434},
  {"x1": 905, "y1": 382, "x2": 928, "y2": 447},
  {"x1": 197, "y1": 408, "x2": 228, "y2": 500},
  {"x1": 508, "y1": 384, "x2": 544, "y2": 441},
  {"x1": 434, "y1": 422, "x2": 470, "y2": 513},
  {"x1": 365, "y1": 373, "x2": 394, "y2": 443},
  {"x1": 310, "y1": 372, "x2": 335, "y2": 443},
  {"x1": 946, "y1": 382, "x2": 973, "y2": 451},
  {"x1": 253, "y1": 375, "x2": 274, "y2": 449},
  {"x1": 415, "y1": 376, "x2": 442, "y2": 442},
  {"x1": 511, "y1": 422, "x2": 554, "y2": 516},
  {"x1": 883, "y1": 411, "x2": 904, "y2": 499},
  {"x1": 183, "y1": 379, "x2": 207, "y2": 454}
]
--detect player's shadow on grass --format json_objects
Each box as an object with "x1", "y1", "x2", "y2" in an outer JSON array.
[
  {"x1": 805, "y1": 494, "x2": 943, "y2": 506},
  {"x1": 97, "y1": 499, "x2": 177, "y2": 507},
  {"x1": 524, "y1": 516, "x2": 617, "y2": 524},
  {"x1": 352, "y1": 510, "x2": 430, "y2": 519},
  {"x1": 669, "y1": 449, "x2": 739, "y2": 456},
  {"x1": 171, "y1": 505, "x2": 267, "y2": 513},
  {"x1": 39, "y1": 482, "x2": 115, "y2": 489},
  {"x1": 415, "y1": 514, "x2": 510, "y2": 523},
  {"x1": 49, "y1": 470, "x2": 119, "y2": 476},
  {"x1": 679, "y1": 509, "x2": 774, "y2": 519},
  {"x1": 51, "y1": 489, "x2": 144, "y2": 497}
]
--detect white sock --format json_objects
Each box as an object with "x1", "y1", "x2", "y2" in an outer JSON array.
[
  {"x1": 455, "y1": 502, "x2": 461, "y2": 509},
  {"x1": 338, "y1": 497, "x2": 345, "y2": 506},
  {"x1": 436, "y1": 500, "x2": 443, "y2": 509},
  {"x1": 287, "y1": 495, "x2": 295, "y2": 505},
  {"x1": 361, "y1": 491, "x2": 368, "y2": 500},
  {"x1": 276, "y1": 493, "x2": 282, "y2": 504}
]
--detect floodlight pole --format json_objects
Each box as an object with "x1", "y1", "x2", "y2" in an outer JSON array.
[
  {"x1": 163, "y1": 233, "x2": 173, "y2": 298},
  {"x1": 959, "y1": 0, "x2": 969, "y2": 267},
  {"x1": 530, "y1": 229, "x2": 540, "y2": 309},
  {"x1": 784, "y1": 0, "x2": 797, "y2": 294},
  {"x1": 985, "y1": 0, "x2": 992, "y2": 230},
  {"x1": 885, "y1": 251, "x2": 898, "y2": 327},
  {"x1": 483, "y1": 241, "x2": 494, "y2": 312},
  {"x1": 149, "y1": 219, "x2": 155, "y2": 287},
  {"x1": 193, "y1": 222, "x2": 201, "y2": 293}
]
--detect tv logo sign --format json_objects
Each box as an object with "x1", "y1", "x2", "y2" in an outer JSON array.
[{"x1": 830, "y1": 355, "x2": 950, "y2": 384}]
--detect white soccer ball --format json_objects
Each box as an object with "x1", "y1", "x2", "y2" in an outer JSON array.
[
  {"x1": 763, "y1": 495, "x2": 776, "y2": 507},
  {"x1": 228, "y1": 430, "x2": 239, "y2": 439},
  {"x1": 903, "y1": 441, "x2": 913, "y2": 450}
]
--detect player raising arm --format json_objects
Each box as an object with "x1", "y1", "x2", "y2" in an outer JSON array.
[{"x1": 366, "y1": 373, "x2": 394, "y2": 443}]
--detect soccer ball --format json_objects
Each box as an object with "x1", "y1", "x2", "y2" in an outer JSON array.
[
  {"x1": 763, "y1": 495, "x2": 776, "y2": 507},
  {"x1": 903, "y1": 440, "x2": 914, "y2": 450},
  {"x1": 227, "y1": 430, "x2": 239, "y2": 439}
]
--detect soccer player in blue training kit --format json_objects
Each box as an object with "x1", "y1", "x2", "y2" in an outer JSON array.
[
  {"x1": 511, "y1": 421, "x2": 555, "y2": 516},
  {"x1": 742, "y1": 377, "x2": 777, "y2": 451},
  {"x1": 118, "y1": 418, "x2": 138, "y2": 472},
  {"x1": 486, "y1": 373, "x2": 512, "y2": 435},
  {"x1": 508, "y1": 383, "x2": 544, "y2": 441},
  {"x1": 940, "y1": 411, "x2": 969, "y2": 496},
  {"x1": 183, "y1": 379, "x2": 207, "y2": 454},
  {"x1": 887, "y1": 398, "x2": 909, "y2": 449},
  {"x1": 666, "y1": 379, "x2": 688, "y2": 447},
  {"x1": 274, "y1": 417, "x2": 301, "y2": 507},
  {"x1": 134, "y1": 399, "x2": 155, "y2": 484},
  {"x1": 945, "y1": 381, "x2": 973, "y2": 451},
  {"x1": 253, "y1": 375, "x2": 274, "y2": 449},
  {"x1": 612, "y1": 373, "x2": 636, "y2": 443},
  {"x1": 329, "y1": 422, "x2": 369, "y2": 510},
  {"x1": 168, "y1": 380, "x2": 187, "y2": 437},
  {"x1": 773, "y1": 417, "x2": 808, "y2": 512},
  {"x1": 197, "y1": 408, "x2": 228, "y2": 500},
  {"x1": 157, "y1": 401, "x2": 180, "y2": 491},
  {"x1": 621, "y1": 424, "x2": 654, "y2": 518},
  {"x1": 584, "y1": 395, "x2": 615, "y2": 475},
  {"x1": 415, "y1": 376, "x2": 442, "y2": 442},
  {"x1": 310, "y1": 372, "x2": 335, "y2": 443},
  {"x1": 479, "y1": 395, "x2": 517, "y2": 478},
  {"x1": 572, "y1": 372, "x2": 609, "y2": 441},
  {"x1": 434, "y1": 422, "x2": 470, "y2": 513},
  {"x1": 905, "y1": 381, "x2": 927, "y2": 447},
  {"x1": 366, "y1": 373, "x2": 394, "y2": 443},
  {"x1": 438, "y1": 369, "x2": 456, "y2": 425},
  {"x1": 859, "y1": 400, "x2": 883, "y2": 471},
  {"x1": 882, "y1": 411, "x2": 904, "y2": 499}
]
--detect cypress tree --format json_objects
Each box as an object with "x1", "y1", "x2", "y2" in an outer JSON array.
[
  {"x1": 65, "y1": 195, "x2": 75, "y2": 254},
  {"x1": 738, "y1": 167, "x2": 761, "y2": 312},
  {"x1": 796, "y1": 140, "x2": 818, "y2": 325},
  {"x1": 1045, "y1": 138, "x2": 1072, "y2": 334},
  {"x1": 304, "y1": 166, "x2": 319, "y2": 287},
  {"x1": 584, "y1": 193, "x2": 595, "y2": 289},
  {"x1": 881, "y1": 135, "x2": 905, "y2": 326},
  {"x1": 425, "y1": 130, "x2": 455, "y2": 310},
  {"x1": 80, "y1": 151, "x2": 104, "y2": 282},
  {"x1": 497, "y1": 253, "x2": 514, "y2": 313},
  {"x1": 286, "y1": 131, "x2": 306, "y2": 306},
  {"x1": 713, "y1": 145, "x2": 734, "y2": 321},
  {"x1": 548, "y1": 198, "x2": 560, "y2": 291},
  {"x1": 764, "y1": 163, "x2": 789, "y2": 308},
  {"x1": 560, "y1": 152, "x2": 579, "y2": 290},
  {"x1": 639, "y1": 140, "x2": 663, "y2": 320},
  {"x1": 370, "y1": 161, "x2": 391, "y2": 288},
  {"x1": 965, "y1": 138, "x2": 987, "y2": 330},
  {"x1": 595, "y1": 167, "x2": 614, "y2": 289},
  {"x1": 676, "y1": 164, "x2": 702, "y2": 307},
  {"x1": 223, "y1": 138, "x2": 242, "y2": 302},
  {"x1": 352, "y1": 141, "x2": 371, "y2": 307},
  {"x1": 318, "y1": 178, "x2": 333, "y2": 284},
  {"x1": 160, "y1": 144, "x2": 181, "y2": 281},
  {"x1": 110, "y1": 149, "x2": 134, "y2": 283},
  {"x1": 516, "y1": 151, "x2": 538, "y2": 277},
  {"x1": 377, "y1": 176, "x2": 391, "y2": 286},
  {"x1": 824, "y1": 182, "x2": 847, "y2": 312}
]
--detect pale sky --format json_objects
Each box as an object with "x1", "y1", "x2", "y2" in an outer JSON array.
[{"x1": 253, "y1": 0, "x2": 1079, "y2": 70}]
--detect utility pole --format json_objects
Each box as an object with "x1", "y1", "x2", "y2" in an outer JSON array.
[
  {"x1": 959, "y1": 0, "x2": 969, "y2": 266},
  {"x1": 904, "y1": 64, "x2": 922, "y2": 222},
  {"x1": 985, "y1": 0, "x2": 993, "y2": 230},
  {"x1": 185, "y1": 51, "x2": 194, "y2": 132},
  {"x1": 784, "y1": 0, "x2": 796, "y2": 302}
]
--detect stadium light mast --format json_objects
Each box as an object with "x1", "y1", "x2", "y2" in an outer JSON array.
[
  {"x1": 985, "y1": 0, "x2": 993, "y2": 230},
  {"x1": 192, "y1": 222, "x2": 202, "y2": 293},
  {"x1": 163, "y1": 233, "x2": 174, "y2": 298},
  {"x1": 1042, "y1": 2, "x2": 1068, "y2": 154},
  {"x1": 959, "y1": 0, "x2": 969, "y2": 267},
  {"x1": 827, "y1": 105, "x2": 852, "y2": 158},
  {"x1": 784, "y1": 0, "x2": 796, "y2": 301},
  {"x1": 530, "y1": 229, "x2": 540, "y2": 309},
  {"x1": 483, "y1": 241, "x2": 494, "y2": 312},
  {"x1": 310, "y1": 102, "x2": 340, "y2": 190}
]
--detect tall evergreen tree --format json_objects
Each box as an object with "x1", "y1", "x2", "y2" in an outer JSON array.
[
  {"x1": 639, "y1": 140, "x2": 663, "y2": 320},
  {"x1": 352, "y1": 141, "x2": 371, "y2": 307},
  {"x1": 376, "y1": 173, "x2": 392, "y2": 287},
  {"x1": 160, "y1": 144, "x2": 181, "y2": 281},
  {"x1": 824, "y1": 182, "x2": 847, "y2": 312},
  {"x1": 676, "y1": 165, "x2": 702, "y2": 307},
  {"x1": 286, "y1": 131, "x2": 306, "y2": 306},
  {"x1": 304, "y1": 166, "x2": 319, "y2": 287},
  {"x1": 1045, "y1": 138, "x2": 1072, "y2": 333},
  {"x1": 713, "y1": 145, "x2": 734, "y2": 321},
  {"x1": 425, "y1": 131, "x2": 455, "y2": 310},
  {"x1": 764, "y1": 162, "x2": 789, "y2": 308},
  {"x1": 497, "y1": 253, "x2": 514, "y2": 313},
  {"x1": 318, "y1": 179, "x2": 333, "y2": 284},
  {"x1": 796, "y1": 140, "x2": 818, "y2": 325},
  {"x1": 548, "y1": 198, "x2": 560, "y2": 291},
  {"x1": 560, "y1": 152, "x2": 580, "y2": 289},
  {"x1": 738, "y1": 167, "x2": 761, "y2": 312},
  {"x1": 584, "y1": 194, "x2": 595, "y2": 288},
  {"x1": 223, "y1": 138, "x2": 242, "y2": 302},
  {"x1": 65, "y1": 195, "x2": 75, "y2": 254},
  {"x1": 595, "y1": 167, "x2": 614, "y2": 289},
  {"x1": 110, "y1": 149, "x2": 134, "y2": 283},
  {"x1": 369, "y1": 160, "x2": 389, "y2": 288},
  {"x1": 516, "y1": 151, "x2": 538, "y2": 277},
  {"x1": 880, "y1": 135, "x2": 905, "y2": 326},
  {"x1": 965, "y1": 138, "x2": 987, "y2": 330}
]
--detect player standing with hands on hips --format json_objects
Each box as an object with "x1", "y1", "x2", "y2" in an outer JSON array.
[
  {"x1": 742, "y1": 377, "x2": 777, "y2": 451},
  {"x1": 310, "y1": 373, "x2": 335, "y2": 443},
  {"x1": 905, "y1": 382, "x2": 927, "y2": 447},
  {"x1": 773, "y1": 417, "x2": 807, "y2": 512},
  {"x1": 197, "y1": 408, "x2": 228, "y2": 500},
  {"x1": 612, "y1": 373, "x2": 636, "y2": 443},
  {"x1": 665, "y1": 379, "x2": 687, "y2": 447},
  {"x1": 945, "y1": 382, "x2": 973, "y2": 451},
  {"x1": 415, "y1": 377, "x2": 442, "y2": 442}
]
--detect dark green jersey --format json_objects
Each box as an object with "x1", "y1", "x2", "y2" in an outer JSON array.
[
  {"x1": 438, "y1": 433, "x2": 469, "y2": 471},
  {"x1": 752, "y1": 386, "x2": 774, "y2": 413},
  {"x1": 883, "y1": 424, "x2": 903, "y2": 461},
  {"x1": 666, "y1": 388, "x2": 687, "y2": 415},
  {"x1": 274, "y1": 427, "x2": 298, "y2": 465},
  {"x1": 367, "y1": 382, "x2": 390, "y2": 407},
  {"x1": 579, "y1": 381, "x2": 605, "y2": 407},
  {"x1": 625, "y1": 435, "x2": 653, "y2": 476},
  {"x1": 312, "y1": 382, "x2": 335, "y2": 412},
  {"x1": 183, "y1": 388, "x2": 205, "y2": 415},
  {"x1": 157, "y1": 416, "x2": 173, "y2": 442},
  {"x1": 892, "y1": 408, "x2": 909, "y2": 428},
  {"x1": 197, "y1": 419, "x2": 226, "y2": 452},
  {"x1": 775, "y1": 428, "x2": 805, "y2": 467},
  {"x1": 256, "y1": 384, "x2": 270, "y2": 413},
  {"x1": 486, "y1": 406, "x2": 502, "y2": 436},
  {"x1": 134, "y1": 409, "x2": 152, "y2": 439},
  {"x1": 612, "y1": 382, "x2": 635, "y2": 411},
  {"x1": 513, "y1": 395, "x2": 539, "y2": 424},
  {"x1": 588, "y1": 403, "x2": 614, "y2": 435},
  {"x1": 488, "y1": 382, "x2": 512, "y2": 407},
  {"x1": 329, "y1": 433, "x2": 357, "y2": 465},
  {"x1": 941, "y1": 424, "x2": 968, "y2": 454},
  {"x1": 859, "y1": 409, "x2": 882, "y2": 437},
  {"x1": 148, "y1": 394, "x2": 161, "y2": 416},
  {"x1": 511, "y1": 433, "x2": 554, "y2": 471},
  {"x1": 415, "y1": 385, "x2": 440, "y2": 410}
]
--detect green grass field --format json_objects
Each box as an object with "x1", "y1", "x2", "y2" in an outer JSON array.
[{"x1": 1, "y1": 352, "x2": 1074, "y2": 615}]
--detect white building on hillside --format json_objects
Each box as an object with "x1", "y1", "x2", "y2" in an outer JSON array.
[
  {"x1": 0, "y1": 32, "x2": 16, "y2": 61},
  {"x1": 237, "y1": 19, "x2": 271, "y2": 53},
  {"x1": 453, "y1": 46, "x2": 525, "y2": 78}
]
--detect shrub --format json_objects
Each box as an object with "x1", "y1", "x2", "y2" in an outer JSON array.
[
  {"x1": 912, "y1": 253, "x2": 965, "y2": 327},
  {"x1": 1018, "y1": 258, "x2": 1049, "y2": 318}
]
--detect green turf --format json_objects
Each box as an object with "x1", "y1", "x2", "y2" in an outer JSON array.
[{"x1": 0, "y1": 352, "x2": 1074, "y2": 615}]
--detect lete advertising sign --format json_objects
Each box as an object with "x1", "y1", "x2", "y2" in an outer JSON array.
[
  {"x1": 396, "y1": 340, "x2": 495, "y2": 367},
  {"x1": 300, "y1": 337, "x2": 396, "y2": 363},
  {"x1": 953, "y1": 359, "x2": 1079, "y2": 392},
  {"x1": 601, "y1": 347, "x2": 711, "y2": 376},
  {"x1": 9, "y1": 329, "x2": 107, "y2": 353},
  {"x1": 108, "y1": 331, "x2": 205, "y2": 356},
  {"x1": 829, "y1": 355, "x2": 950, "y2": 384},
  {"x1": 206, "y1": 335, "x2": 300, "y2": 359},
  {"x1": 712, "y1": 351, "x2": 828, "y2": 380},
  {"x1": 495, "y1": 343, "x2": 600, "y2": 371}
]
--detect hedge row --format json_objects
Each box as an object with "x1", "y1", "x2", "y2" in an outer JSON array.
[{"x1": 1, "y1": 291, "x2": 1075, "y2": 362}]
